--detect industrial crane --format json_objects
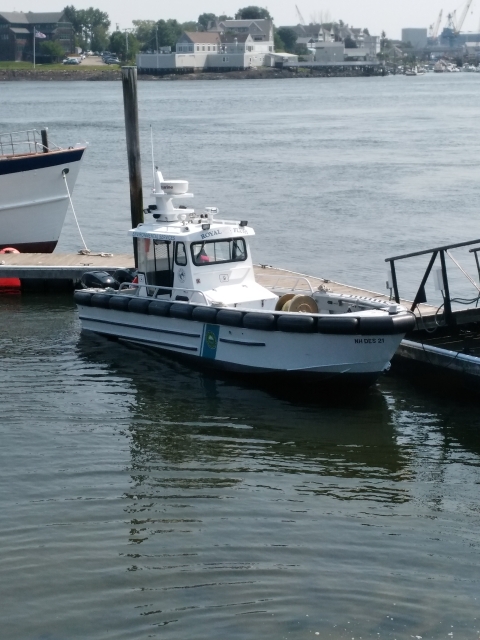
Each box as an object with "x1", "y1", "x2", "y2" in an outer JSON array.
[
  {"x1": 295, "y1": 4, "x2": 306, "y2": 25},
  {"x1": 447, "y1": 0, "x2": 473, "y2": 35},
  {"x1": 456, "y1": 0, "x2": 474, "y2": 33},
  {"x1": 430, "y1": 9, "x2": 443, "y2": 39}
]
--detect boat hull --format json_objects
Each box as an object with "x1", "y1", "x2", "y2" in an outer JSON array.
[
  {"x1": 0, "y1": 147, "x2": 85, "y2": 252},
  {"x1": 76, "y1": 301, "x2": 407, "y2": 386}
]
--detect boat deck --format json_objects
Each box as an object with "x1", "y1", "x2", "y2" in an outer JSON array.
[{"x1": 0, "y1": 252, "x2": 436, "y2": 316}]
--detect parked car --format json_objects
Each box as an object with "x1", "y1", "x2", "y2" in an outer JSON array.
[
  {"x1": 63, "y1": 58, "x2": 80, "y2": 65},
  {"x1": 105, "y1": 57, "x2": 120, "y2": 64}
]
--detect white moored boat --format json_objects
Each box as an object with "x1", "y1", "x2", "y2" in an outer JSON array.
[
  {"x1": 74, "y1": 169, "x2": 415, "y2": 388},
  {"x1": 0, "y1": 128, "x2": 86, "y2": 252}
]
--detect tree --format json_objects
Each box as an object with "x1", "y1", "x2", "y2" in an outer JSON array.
[
  {"x1": 63, "y1": 5, "x2": 110, "y2": 49},
  {"x1": 235, "y1": 6, "x2": 272, "y2": 20},
  {"x1": 344, "y1": 36, "x2": 357, "y2": 48},
  {"x1": 218, "y1": 14, "x2": 233, "y2": 20},
  {"x1": 133, "y1": 19, "x2": 156, "y2": 49},
  {"x1": 39, "y1": 40, "x2": 65, "y2": 62},
  {"x1": 154, "y1": 19, "x2": 183, "y2": 49},
  {"x1": 91, "y1": 24, "x2": 109, "y2": 52},
  {"x1": 198, "y1": 12, "x2": 216, "y2": 31},
  {"x1": 274, "y1": 30, "x2": 284, "y2": 51},
  {"x1": 109, "y1": 30, "x2": 139, "y2": 61},
  {"x1": 276, "y1": 27, "x2": 297, "y2": 53}
]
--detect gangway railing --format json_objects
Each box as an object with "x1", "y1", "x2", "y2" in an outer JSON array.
[{"x1": 385, "y1": 238, "x2": 480, "y2": 326}]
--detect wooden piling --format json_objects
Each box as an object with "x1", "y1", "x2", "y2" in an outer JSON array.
[
  {"x1": 121, "y1": 66, "x2": 144, "y2": 267},
  {"x1": 41, "y1": 128, "x2": 49, "y2": 153}
]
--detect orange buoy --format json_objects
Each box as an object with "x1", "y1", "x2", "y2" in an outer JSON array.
[{"x1": 0, "y1": 247, "x2": 21, "y2": 290}]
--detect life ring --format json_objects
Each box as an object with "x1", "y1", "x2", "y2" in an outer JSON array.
[{"x1": 0, "y1": 247, "x2": 20, "y2": 254}]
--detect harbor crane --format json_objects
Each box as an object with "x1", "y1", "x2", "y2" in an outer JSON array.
[
  {"x1": 446, "y1": 0, "x2": 473, "y2": 35},
  {"x1": 295, "y1": 4, "x2": 307, "y2": 25},
  {"x1": 429, "y1": 9, "x2": 443, "y2": 38}
]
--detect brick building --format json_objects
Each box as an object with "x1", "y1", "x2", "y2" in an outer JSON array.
[{"x1": 0, "y1": 11, "x2": 74, "y2": 61}]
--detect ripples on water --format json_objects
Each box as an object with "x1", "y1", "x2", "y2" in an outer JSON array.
[
  {"x1": 1, "y1": 294, "x2": 480, "y2": 639},
  {"x1": 1, "y1": 77, "x2": 480, "y2": 638}
]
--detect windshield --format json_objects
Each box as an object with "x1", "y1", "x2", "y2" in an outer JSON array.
[{"x1": 191, "y1": 238, "x2": 247, "y2": 267}]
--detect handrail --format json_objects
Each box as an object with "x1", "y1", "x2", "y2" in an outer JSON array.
[
  {"x1": 255, "y1": 273, "x2": 314, "y2": 294},
  {"x1": 0, "y1": 128, "x2": 58, "y2": 158},
  {"x1": 385, "y1": 238, "x2": 480, "y2": 262},
  {"x1": 384, "y1": 238, "x2": 480, "y2": 326},
  {"x1": 119, "y1": 281, "x2": 209, "y2": 305}
]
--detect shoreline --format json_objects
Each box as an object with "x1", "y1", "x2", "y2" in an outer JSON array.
[{"x1": 0, "y1": 67, "x2": 384, "y2": 82}]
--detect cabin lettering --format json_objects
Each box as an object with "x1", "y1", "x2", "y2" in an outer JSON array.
[{"x1": 201, "y1": 229, "x2": 222, "y2": 240}]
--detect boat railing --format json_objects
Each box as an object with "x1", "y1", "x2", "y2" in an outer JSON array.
[
  {"x1": 0, "y1": 128, "x2": 59, "y2": 158},
  {"x1": 386, "y1": 238, "x2": 480, "y2": 326},
  {"x1": 119, "y1": 282, "x2": 209, "y2": 305},
  {"x1": 254, "y1": 273, "x2": 315, "y2": 294}
]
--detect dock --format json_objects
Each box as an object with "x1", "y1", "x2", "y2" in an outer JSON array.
[
  {"x1": 4, "y1": 252, "x2": 480, "y2": 329},
  {"x1": 0, "y1": 251, "x2": 427, "y2": 309}
]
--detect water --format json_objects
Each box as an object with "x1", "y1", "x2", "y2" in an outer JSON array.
[{"x1": 1, "y1": 76, "x2": 480, "y2": 639}]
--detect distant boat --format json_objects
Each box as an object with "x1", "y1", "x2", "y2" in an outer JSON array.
[
  {"x1": 0, "y1": 128, "x2": 86, "y2": 252},
  {"x1": 405, "y1": 66, "x2": 426, "y2": 76}
]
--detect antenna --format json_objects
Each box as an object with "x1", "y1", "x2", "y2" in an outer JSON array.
[{"x1": 150, "y1": 125, "x2": 155, "y2": 191}]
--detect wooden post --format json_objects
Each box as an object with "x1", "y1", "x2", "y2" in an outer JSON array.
[
  {"x1": 121, "y1": 66, "x2": 144, "y2": 267},
  {"x1": 40, "y1": 128, "x2": 49, "y2": 153}
]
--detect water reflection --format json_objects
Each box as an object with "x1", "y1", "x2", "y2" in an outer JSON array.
[
  {"x1": 77, "y1": 333, "x2": 407, "y2": 479},
  {"x1": 73, "y1": 335, "x2": 480, "y2": 640}
]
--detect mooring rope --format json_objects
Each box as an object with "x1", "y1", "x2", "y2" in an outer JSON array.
[{"x1": 62, "y1": 169, "x2": 90, "y2": 254}]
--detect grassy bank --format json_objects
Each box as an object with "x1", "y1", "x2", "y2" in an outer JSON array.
[{"x1": 0, "y1": 63, "x2": 382, "y2": 81}]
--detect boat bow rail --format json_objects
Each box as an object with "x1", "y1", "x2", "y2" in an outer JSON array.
[{"x1": 0, "y1": 128, "x2": 62, "y2": 158}]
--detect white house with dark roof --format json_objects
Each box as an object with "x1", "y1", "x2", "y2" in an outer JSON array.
[
  {"x1": 137, "y1": 28, "x2": 284, "y2": 74},
  {"x1": 0, "y1": 11, "x2": 74, "y2": 61}
]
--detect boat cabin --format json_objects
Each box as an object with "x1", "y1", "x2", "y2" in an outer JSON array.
[{"x1": 130, "y1": 171, "x2": 278, "y2": 309}]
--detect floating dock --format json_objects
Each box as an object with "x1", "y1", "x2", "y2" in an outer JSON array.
[{"x1": 0, "y1": 250, "x2": 428, "y2": 308}]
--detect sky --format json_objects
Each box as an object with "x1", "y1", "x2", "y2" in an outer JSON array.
[{"x1": 5, "y1": 0, "x2": 480, "y2": 39}]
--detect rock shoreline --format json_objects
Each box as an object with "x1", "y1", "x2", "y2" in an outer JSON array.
[{"x1": 0, "y1": 67, "x2": 383, "y2": 82}]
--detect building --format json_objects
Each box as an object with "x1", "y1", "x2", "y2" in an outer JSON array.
[
  {"x1": 137, "y1": 25, "x2": 285, "y2": 74},
  {"x1": 402, "y1": 28, "x2": 428, "y2": 49},
  {"x1": 208, "y1": 18, "x2": 274, "y2": 44},
  {"x1": 311, "y1": 41, "x2": 345, "y2": 63},
  {"x1": 0, "y1": 11, "x2": 74, "y2": 61}
]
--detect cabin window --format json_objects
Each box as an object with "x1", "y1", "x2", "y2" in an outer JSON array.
[
  {"x1": 175, "y1": 242, "x2": 187, "y2": 266},
  {"x1": 191, "y1": 238, "x2": 247, "y2": 267},
  {"x1": 138, "y1": 238, "x2": 174, "y2": 293}
]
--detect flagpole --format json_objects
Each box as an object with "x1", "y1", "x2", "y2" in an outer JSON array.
[{"x1": 33, "y1": 25, "x2": 35, "y2": 69}]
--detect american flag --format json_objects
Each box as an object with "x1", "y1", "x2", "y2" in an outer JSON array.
[{"x1": 35, "y1": 30, "x2": 47, "y2": 39}]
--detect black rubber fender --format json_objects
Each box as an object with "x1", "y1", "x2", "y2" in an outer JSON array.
[
  {"x1": 192, "y1": 306, "x2": 218, "y2": 324},
  {"x1": 392, "y1": 313, "x2": 416, "y2": 334},
  {"x1": 74, "y1": 290, "x2": 92, "y2": 306},
  {"x1": 90, "y1": 293, "x2": 111, "y2": 309},
  {"x1": 148, "y1": 300, "x2": 171, "y2": 316},
  {"x1": 318, "y1": 316, "x2": 358, "y2": 334},
  {"x1": 109, "y1": 295, "x2": 131, "y2": 311},
  {"x1": 128, "y1": 298, "x2": 150, "y2": 314},
  {"x1": 216, "y1": 309, "x2": 244, "y2": 327},
  {"x1": 277, "y1": 314, "x2": 316, "y2": 333},
  {"x1": 243, "y1": 312, "x2": 276, "y2": 331},
  {"x1": 358, "y1": 315, "x2": 394, "y2": 335},
  {"x1": 169, "y1": 303, "x2": 194, "y2": 320}
]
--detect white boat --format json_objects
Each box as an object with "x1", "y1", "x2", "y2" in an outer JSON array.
[
  {"x1": 405, "y1": 66, "x2": 425, "y2": 76},
  {"x1": 0, "y1": 128, "x2": 86, "y2": 252},
  {"x1": 74, "y1": 169, "x2": 415, "y2": 388}
]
